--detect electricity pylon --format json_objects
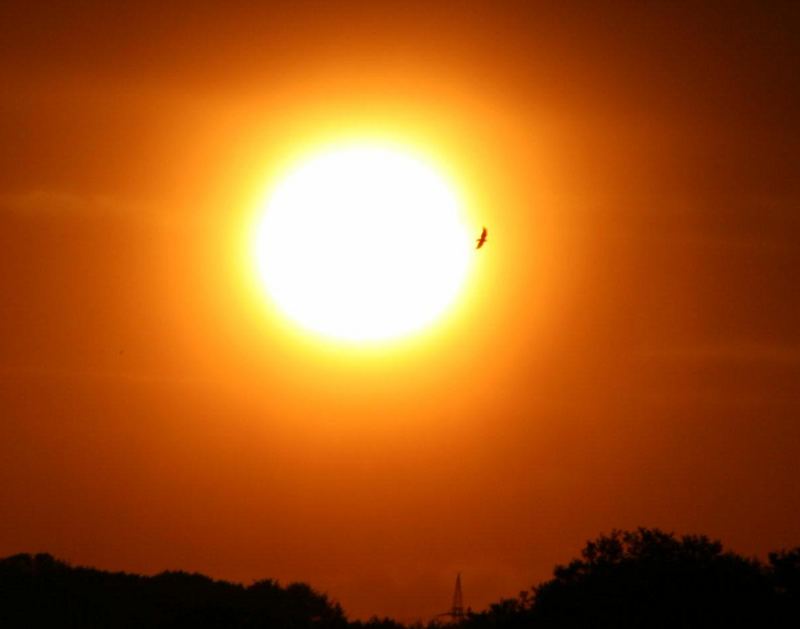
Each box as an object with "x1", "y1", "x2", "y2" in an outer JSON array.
[
  {"x1": 451, "y1": 573, "x2": 464, "y2": 619},
  {"x1": 435, "y1": 573, "x2": 465, "y2": 622}
]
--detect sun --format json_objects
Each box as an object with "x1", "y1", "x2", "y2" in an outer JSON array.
[{"x1": 254, "y1": 143, "x2": 474, "y2": 343}]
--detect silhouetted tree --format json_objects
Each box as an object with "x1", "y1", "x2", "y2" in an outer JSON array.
[
  {"x1": 349, "y1": 616, "x2": 407, "y2": 629},
  {"x1": 0, "y1": 553, "x2": 347, "y2": 629},
  {"x1": 769, "y1": 547, "x2": 800, "y2": 623},
  {"x1": 462, "y1": 528, "x2": 800, "y2": 629},
  {"x1": 3, "y1": 533, "x2": 800, "y2": 629},
  {"x1": 529, "y1": 528, "x2": 771, "y2": 627},
  {"x1": 462, "y1": 593, "x2": 533, "y2": 629}
]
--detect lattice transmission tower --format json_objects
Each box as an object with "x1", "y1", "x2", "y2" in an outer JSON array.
[
  {"x1": 435, "y1": 573, "x2": 465, "y2": 622},
  {"x1": 451, "y1": 573, "x2": 464, "y2": 619}
]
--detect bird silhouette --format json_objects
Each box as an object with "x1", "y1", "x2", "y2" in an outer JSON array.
[{"x1": 476, "y1": 226, "x2": 488, "y2": 249}]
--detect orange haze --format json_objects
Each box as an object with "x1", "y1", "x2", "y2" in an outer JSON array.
[{"x1": 1, "y1": 1, "x2": 799, "y2": 621}]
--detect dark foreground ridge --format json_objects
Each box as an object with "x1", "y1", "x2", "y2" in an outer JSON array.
[{"x1": 2, "y1": 528, "x2": 799, "y2": 628}]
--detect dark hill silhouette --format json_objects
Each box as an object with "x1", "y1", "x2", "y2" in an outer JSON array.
[{"x1": 2, "y1": 529, "x2": 799, "y2": 628}]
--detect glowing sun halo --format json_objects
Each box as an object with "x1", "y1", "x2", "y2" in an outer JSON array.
[{"x1": 254, "y1": 145, "x2": 473, "y2": 343}]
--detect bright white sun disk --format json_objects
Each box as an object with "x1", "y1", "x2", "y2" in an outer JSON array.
[{"x1": 255, "y1": 145, "x2": 472, "y2": 342}]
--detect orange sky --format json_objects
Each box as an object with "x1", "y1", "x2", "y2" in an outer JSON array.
[{"x1": 1, "y1": 1, "x2": 799, "y2": 621}]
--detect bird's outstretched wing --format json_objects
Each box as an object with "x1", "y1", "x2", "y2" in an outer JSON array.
[{"x1": 476, "y1": 227, "x2": 488, "y2": 249}]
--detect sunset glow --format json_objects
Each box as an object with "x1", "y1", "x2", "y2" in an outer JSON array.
[
  {"x1": 2, "y1": 1, "x2": 799, "y2": 623},
  {"x1": 254, "y1": 145, "x2": 473, "y2": 342}
]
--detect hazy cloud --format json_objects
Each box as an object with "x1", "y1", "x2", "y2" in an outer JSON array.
[
  {"x1": 638, "y1": 342, "x2": 800, "y2": 365},
  {"x1": 0, "y1": 190, "x2": 145, "y2": 216}
]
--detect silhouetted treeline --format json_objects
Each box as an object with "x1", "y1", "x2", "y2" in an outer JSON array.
[
  {"x1": 2, "y1": 528, "x2": 799, "y2": 628},
  {"x1": 463, "y1": 528, "x2": 800, "y2": 629},
  {"x1": 0, "y1": 553, "x2": 346, "y2": 629}
]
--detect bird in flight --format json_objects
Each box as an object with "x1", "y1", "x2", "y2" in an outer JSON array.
[{"x1": 476, "y1": 226, "x2": 488, "y2": 249}]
